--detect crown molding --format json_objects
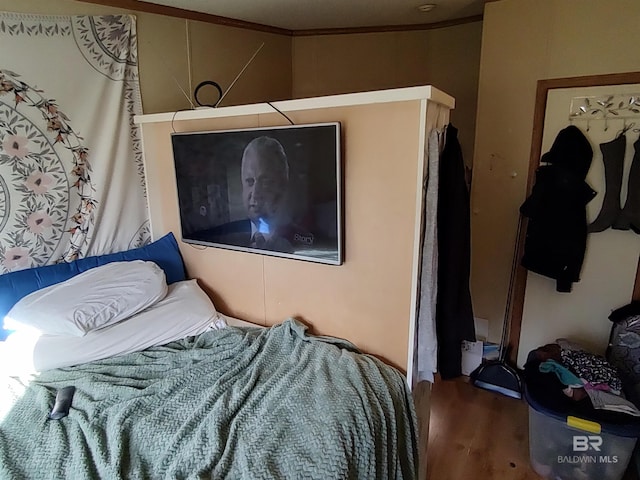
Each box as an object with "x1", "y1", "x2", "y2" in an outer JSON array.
[
  {"x1": 78, "y1": 0, "x2": 292, "y2": 35},
  {"x1": 292, "y1": 15, "x2": 483, "y2": 36},
  {"x1": 78, "y1": 1, "x2": 482, "y2": 36}
]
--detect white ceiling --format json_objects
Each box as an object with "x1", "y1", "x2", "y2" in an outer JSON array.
[{"x1": 137, "y1": 0, "x2": 488, "y2": 31}]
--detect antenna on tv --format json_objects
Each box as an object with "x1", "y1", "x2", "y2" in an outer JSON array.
[
  {"x1": 214, "y1": 42, "x2": 265, "y2": 107},
  {"x1": 171, "y1": 75, "x2": 196, "y2": 109},
  {"x1": 152, "y1": 43, "x2": 196, "y2": 109}
]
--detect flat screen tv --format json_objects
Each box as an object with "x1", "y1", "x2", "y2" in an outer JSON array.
[{"x1": 171, "y1": 122, "x2": 342, "y2": 265}]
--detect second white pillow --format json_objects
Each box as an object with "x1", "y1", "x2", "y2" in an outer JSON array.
[{"x1": 4, "y1": 260, "x2": 168, "y2": 336}]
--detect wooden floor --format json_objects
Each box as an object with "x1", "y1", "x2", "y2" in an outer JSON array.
[
  {"x1": 421, "y1": 376, "x2": 536, "y2": 480},
  {"x1": 417, "y1": 376, "x2": 638, "y2": 480}
]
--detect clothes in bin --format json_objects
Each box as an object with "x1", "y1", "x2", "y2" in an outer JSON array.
[
  {"x1": 524, "y1": 341, "x2": 640, "y2": 480},
  {"x1": 526, "y1": 387, "x2": 639, "y2": 480}
]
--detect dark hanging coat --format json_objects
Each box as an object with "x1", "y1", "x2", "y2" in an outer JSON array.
[
  {"x1": 520, "y1": 125, "x2": 596, "y2": 293},
  {"x1": 436, "y1": 124, "x2": 476, "y2": 379}
]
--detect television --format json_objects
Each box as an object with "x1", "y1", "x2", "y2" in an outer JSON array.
[{"x1": 171, "y1": 122, "x2": 342, "y2": 265}]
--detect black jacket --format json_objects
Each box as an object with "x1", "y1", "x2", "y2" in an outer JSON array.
[
  {"x1": 520, "y1": 126, "x2": 596, "y2": 292},
  {"x1": 436, "y1": 124, "x2": 475, "y2": 378}
]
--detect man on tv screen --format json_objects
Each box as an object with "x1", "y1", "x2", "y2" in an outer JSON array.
[{"x1": 205, "y1": 136, "x2": 313, "y2": 254}]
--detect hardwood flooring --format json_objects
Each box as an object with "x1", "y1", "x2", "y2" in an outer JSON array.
[
  {"x1": 421, "y1": 376, "x2": 536, "y2": 479},
  {"x1": 417, "y1": 376, "x2": 638, "y2": 480}
]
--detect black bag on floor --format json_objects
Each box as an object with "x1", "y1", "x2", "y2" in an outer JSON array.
[{"x1": 607, "y1": 303, "x2": 640, "y2": 408}]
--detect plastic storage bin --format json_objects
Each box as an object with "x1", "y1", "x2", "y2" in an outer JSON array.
[{"x1": 526, "y1": 389, "x2": 640, "y2": 480}]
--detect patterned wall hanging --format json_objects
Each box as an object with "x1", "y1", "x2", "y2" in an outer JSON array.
[{"x1": 0, "y1": 12, "x2": 150, "y2": 274}]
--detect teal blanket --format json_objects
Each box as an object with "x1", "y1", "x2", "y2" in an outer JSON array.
[{"x1": 0, "y1": 319, "x2": 418, "y2": 479}]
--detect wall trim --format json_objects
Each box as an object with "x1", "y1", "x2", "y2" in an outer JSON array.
[
  {"x1": 78, "y1": 0, "x2": 293, "y2": 35},
  {"x1": 292, "y1": 15, "x2": 483, "y2": 37},
  {"x1": 134, "y1": 85, "x2": 455, "y2": 125},
  {"x1": 78, "y1": 1, "x2": 482, "y2": 36}
]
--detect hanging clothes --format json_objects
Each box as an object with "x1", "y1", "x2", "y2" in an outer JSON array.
[
  {"x1": 520, "y1": 125, "x2": 597, "y2": 292},
  {"x1": 587, "y1": 133, "x2": 640, "y2": 234},
  {"x1": 415, "y1": 128, "x2": 442, "y2": 383},
  {"x1": 588, "y1": 134, "x2": 626, "y2": 233},
  {"x1": 614, "y1": 136, "x2": 640, "y2": 233},
  {"x1": 436, "y1": 124, "x2": 475, "y2": 379}
]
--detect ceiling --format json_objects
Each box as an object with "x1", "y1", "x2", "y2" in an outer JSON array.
[{"x1": 136, "y1": 0, "x2": 489, "y2": 32}]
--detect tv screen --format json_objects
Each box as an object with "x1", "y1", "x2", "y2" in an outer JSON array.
[{"x1": 171, "y1": 122, "x2": 342, "y2": 265}]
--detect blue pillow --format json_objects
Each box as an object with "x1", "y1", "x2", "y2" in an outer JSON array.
[{"x1": 0, "y1": 232, "x2": 186, "y2": 340}]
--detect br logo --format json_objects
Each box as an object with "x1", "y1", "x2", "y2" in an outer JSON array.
[{"x1": 573, "y1": 435, "x2": 603, "y2": 452}]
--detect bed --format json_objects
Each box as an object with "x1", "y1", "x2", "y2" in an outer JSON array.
[{"x1": 0, "y1": 234, "x2": 418, "y2": 479}]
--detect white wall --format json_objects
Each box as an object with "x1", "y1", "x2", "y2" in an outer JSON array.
[{"x1": 518, "y1": 84, "x2": 640, "y2": 365}]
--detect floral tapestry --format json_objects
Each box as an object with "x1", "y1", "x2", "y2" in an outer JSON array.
[{"x1": 0, "y1": 12, "x2": 149, "y2": 274}]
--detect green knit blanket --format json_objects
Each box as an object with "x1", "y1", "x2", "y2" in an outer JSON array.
[{"x1": 0, "y1": 319, "x2": 417, "y2": 479}]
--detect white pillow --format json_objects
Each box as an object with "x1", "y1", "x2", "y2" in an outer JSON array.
[
  {"x1": 4, "y1": 260, "x2": 168, "y2": 337},
  {"x1": 1, "y1": 279, "x2": 223, "y2": 372}
]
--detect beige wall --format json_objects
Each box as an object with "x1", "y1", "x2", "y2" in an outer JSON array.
[
  {"x1": 139, "y1": 95, "x2": 450, "y2": 371},
  {"x1": 188, "y1": 23, "x2": 291, "y2": 108},
  {"x1": 471, "y1": 0, "x2": 640, "y2": 351},
  {"x1": 0, "y1": 0, "x2": 292, "y2": 113},
  {"x1": 292, "y1": 23, "x2": 482, "y2": 167}
]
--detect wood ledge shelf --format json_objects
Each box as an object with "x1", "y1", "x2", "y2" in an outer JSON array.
[{"x1": 134, "y1": 85, "x2": 455, "y2": 125}]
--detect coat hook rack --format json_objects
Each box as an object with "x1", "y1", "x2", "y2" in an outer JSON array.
[{"x1": 569, "y1": 93, "x2": 640, "y2": 122}]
